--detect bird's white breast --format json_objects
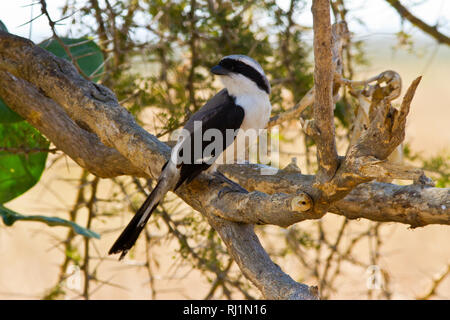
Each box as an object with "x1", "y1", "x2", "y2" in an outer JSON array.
[{"x1": 236, "y1": 93, "x2": 272, "y2": 130}]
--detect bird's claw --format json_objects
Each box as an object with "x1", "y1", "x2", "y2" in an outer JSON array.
[
  {"x1": 212, "y1": 171, "x2": 247, "y2": 199},
  {"x1": 218, "y1": 185, "x2": 243, "y2": 199}
]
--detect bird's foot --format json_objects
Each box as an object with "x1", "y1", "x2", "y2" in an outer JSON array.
[
  {"x1": 212, "y1": 171, "x2": 247, "y2": 199},
  {"x1": 218, "y1": 185, "x2": 245, "y2": 199}
]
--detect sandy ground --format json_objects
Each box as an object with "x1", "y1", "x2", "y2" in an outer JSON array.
[{"x1": 0, "y1": 40, "x2": 449, "y2": 300}]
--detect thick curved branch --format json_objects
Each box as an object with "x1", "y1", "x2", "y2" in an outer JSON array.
[
  {"x1": 203, "y1": 215, "x2": 318, "y2": 299},
  {"x1": 0, "y1": 33, "x2": 170, "y2": 178},
  {"x1": 0, "y1": 70, "x2": 142, "y2": 178}
]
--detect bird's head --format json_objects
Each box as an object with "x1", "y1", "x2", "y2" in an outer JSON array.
[{"x1": 211, "y1": 55, "x2": 270, "y2": 97}]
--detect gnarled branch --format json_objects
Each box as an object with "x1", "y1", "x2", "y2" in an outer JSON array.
[{"x1": 220, "y1": 164, "x2": 450, "y2": 228}]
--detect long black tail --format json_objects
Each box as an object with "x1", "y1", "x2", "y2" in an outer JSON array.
[{"x1": 109, "y1": 180, "x2": 163, "y2": 260}]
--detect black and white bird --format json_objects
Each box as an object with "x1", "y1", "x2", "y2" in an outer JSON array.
[{"x1": 109, "y1": 55, "x2": 272, "y2": 259}]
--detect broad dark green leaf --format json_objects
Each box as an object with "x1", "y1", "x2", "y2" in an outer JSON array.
[
  {"x1": 0, "y1": 20, "x2": 23, "y2": 123},
  {"x1": 0, "y1": 205, "x2": 100, "y2": 239},
  {"x1": 39, "y1": 37, "x2": 104, "y2": 82},
  {"x1": 0, "y1": 99, "x2": 23, "y2": 123},
  {"x1": 0, "y1": 122, "x2": 49, "y2": 203}
]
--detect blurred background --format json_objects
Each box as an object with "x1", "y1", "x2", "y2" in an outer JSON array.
[{"x1": 0, "y1": 0, "x2": 449, "y2": 299}]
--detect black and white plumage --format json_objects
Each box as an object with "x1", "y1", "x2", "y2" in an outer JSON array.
[{"x1": 109, "y1": 55, "x2": 272, "y2": 259}]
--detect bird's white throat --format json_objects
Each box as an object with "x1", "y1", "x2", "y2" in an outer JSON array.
[{"x1": 220, "y1": 74, "x2": 271, "y2": 130}]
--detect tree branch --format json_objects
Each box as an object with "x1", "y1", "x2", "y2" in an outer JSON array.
[
  {"x1": 220, "y1": 164, "x2": 450, "y2": 228},
  {"x1": 268, "y1": 87, "x2": 314, "y2": 128},
  {"x1": 267, "y1": 22, "x2": 349, "y2": 128},
  {"x1": 385, "y1": 0, "x2": 450, "y2": 46},
  {"x1": 267, "y1": 21, "x2": 349, "y2": 128},
  {"x1": 311, "y1": 0, "x2": 339, "y2": 181},
  {"x1": 0, "y1": 70, "x2": 142, "y2": 178}
]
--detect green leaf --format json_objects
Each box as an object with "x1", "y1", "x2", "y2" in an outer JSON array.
[
  {"x1": 0, "y1": 98, "x2": 23, "y2": 123},
  {"x1": 0, "y1": 122, "x2": 49, "y2": 203},
  {"x1": 39, "y1": 37, "x2": 104, "y2": 82},
  {"x1": 0, "y1": 20, "x2": 23, "y2": 123},
  {"x1": 0, "y1": 205, "x2": 100, "y2": 239}
]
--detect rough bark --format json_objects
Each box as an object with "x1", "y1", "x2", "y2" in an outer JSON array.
[
  {"x1": 0, "y1": 70, "x2": 142, "y2": 178},
  {"x1": 311, "y1": 0, "x2": 339, "y2": 182},
  {"x1": 220, "y1": 164, "x2": 450, "y2": 228}
]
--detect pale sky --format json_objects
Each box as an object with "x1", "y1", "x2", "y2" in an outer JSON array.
[{"x1": 0, "y1": 0, "x2": 448, "y2": 43}]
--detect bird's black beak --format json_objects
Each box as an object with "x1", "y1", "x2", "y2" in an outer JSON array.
[{"x1": 210, "y1": 65, "x2": 230, "y2": 75}]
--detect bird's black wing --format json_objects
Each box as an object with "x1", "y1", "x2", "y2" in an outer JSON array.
[
  {"x1": 109, "y1": 89, "x2": 244, "y2": 259},
  {"x1": 174, "y1": 89, "x2": 244, "y2": 190}
]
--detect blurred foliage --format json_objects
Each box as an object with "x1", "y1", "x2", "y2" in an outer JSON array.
[
  {"x1": 404, "y1": 144, "x2": 450, "y2": 188},
  {"x1": 395, "y1": 30, "x2": 415, "y2": 53},
  {"x1": 334, "y1": 100, "x2": 351, "y2": 128}
]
